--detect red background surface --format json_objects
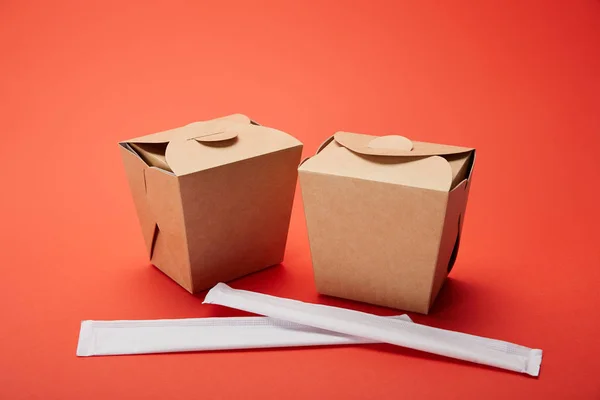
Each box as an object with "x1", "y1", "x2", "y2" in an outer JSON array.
[{"x1": 1, "y1": 1, "x2": 599, "y2": 398}]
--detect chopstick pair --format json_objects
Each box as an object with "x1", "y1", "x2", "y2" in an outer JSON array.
[{"x1": 78, "y1": 283, "x2": 542, "y2": 377}]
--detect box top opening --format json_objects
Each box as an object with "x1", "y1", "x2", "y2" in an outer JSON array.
[
  {"x1": 334, "y1": 132, "x2": 472, "y2": 157},
  {"x1": 299, "y1": 132, "x2": 474, "y2": 191},
  {"x1": 120, "y1": 114, "x2": 302, "y2": 176}
]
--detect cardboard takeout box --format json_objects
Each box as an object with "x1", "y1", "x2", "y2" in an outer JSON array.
[
  {"x1": 119, "y1": 114, "x2": 303, "y2": 293},
  {"x1": 298, "y1": 132, "x2": 475, "y2": 313}
]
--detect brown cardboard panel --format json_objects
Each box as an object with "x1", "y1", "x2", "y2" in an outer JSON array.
[
  {"x1": 306, "y1": 137, "x2": 473, "y2": 191},
  {"x1": 299, "y1": 135, "x2": 335, "y2": 167},
  {"x1": 334, "y1": 131, "x2": 473, "y2": 157},
  {"x1": 300, "y1": 171, "x2": 448, "y2": 313},
  {"x1": 126, "y1": 114, "x2": 251, "y2": 144},
  {"x1": 180, "y1": 146, "x2": 302, "y2": 292},
  {"x1": 120, "y1": 115, "x2": 303, "y2": 294},
  {"x1": 193, "y1": 130, "x2": 238, "y2": 142},
  {"x1": 126, "y1": 128, "x2": 243, "y2": 173},
  {"x1": 301, "y1": 145, "x2": 453, "y2": 191},
  {"x1": 316, "y1": 135, "x2": 336, "y2": 153},
  {"x1": 150, "y1": 224, "x2": 193, "y2": 291},
  {"x1": 123, "y1": 117, "x2": 301, "y2": 177},
  {"x1": 122, "y1": 115, "x2": 252, "y2": 173},
  {"x1": 144, "y1": 167, "x2": 192, "y2": 291},
  {"x1": 368, "y1": 135, "x2": 414, "y2": 151},
  {"x1": 119, "y1": 144, "x2": 192, "y2": 290},
  {"x1": 129, "y1": 143, "x2": 172, "y2": 172},
  {"x1": 445, "y1": 152, "x2": 473, "y2": 189},
  {"x1": 428, "y1": 179, "x2": 471, "y2": 308},
  {"x1": 298, "y1": 132, "x2": 475, "y2": 313},
  {"x1": 119, "y1": 145, "x2": 159, "y2": 254},
  {"x1": 165, "y1": 123, "x2": 302, "y2": 176}
]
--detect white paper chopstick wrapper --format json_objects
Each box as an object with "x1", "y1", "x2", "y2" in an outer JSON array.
[
  {"x1": 76, "y1": 315, "x2": 412, "y2": 356},
  {"x1": 203, "y1": 283, "x2": 543, "y2": 376}
]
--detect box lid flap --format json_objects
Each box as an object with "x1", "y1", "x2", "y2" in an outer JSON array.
[
  {"x1": 334, "y1": 131, "x2": 473, "y2": 157},
  {"x1": 122, "y1": 114, "x2": 301, "y2": 176},
  {"x1": 300, "y1": 132, "x2": 474, "y2": 192},
  {"x1": 126, "y1": 114, "x2": 251, "y2": 144}
]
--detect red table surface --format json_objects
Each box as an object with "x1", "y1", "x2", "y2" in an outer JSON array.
[{"x1": 1, "y1": 1, "x2": 599, "y2": 398}]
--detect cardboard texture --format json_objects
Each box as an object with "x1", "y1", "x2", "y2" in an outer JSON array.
[
  {"x1": 299, "y1": 132, "x2": 475, "y2": 313},
  {"x1": 119, "y1": 114, "x2": 303, "y2": 293}
]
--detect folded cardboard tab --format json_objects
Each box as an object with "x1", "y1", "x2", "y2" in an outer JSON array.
[
  {"x1": 119, "y1": 114, "x2": 303, "y2": 293},
  {"x1": 298, "y1": 132, "x2": 475, "y2": 313}
]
